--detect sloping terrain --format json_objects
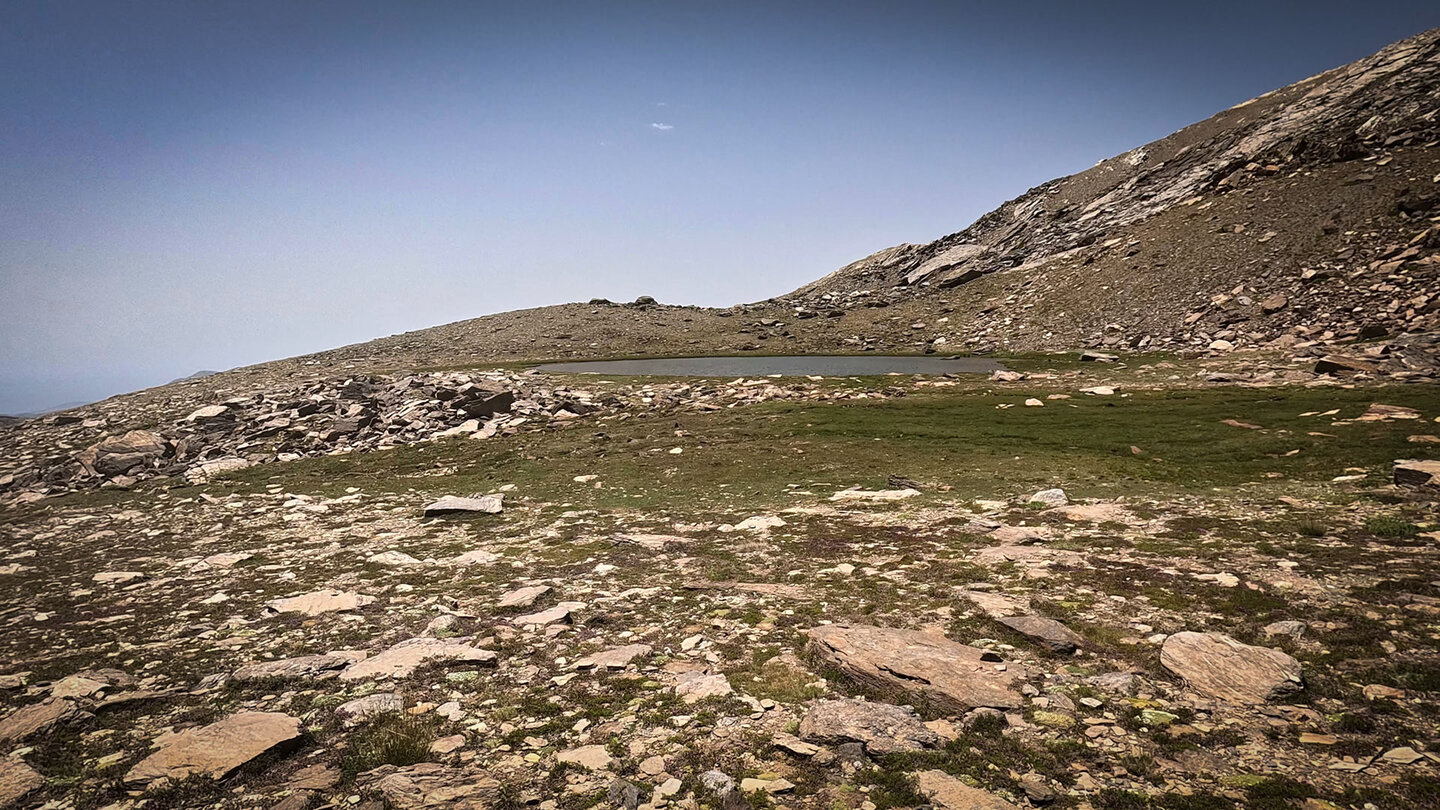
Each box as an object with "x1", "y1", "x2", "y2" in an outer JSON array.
[{"x1": 1, "y1": 26, "x2": 1440, "y2": 810}]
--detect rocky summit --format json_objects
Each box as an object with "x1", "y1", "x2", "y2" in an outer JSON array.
[{"x1": 1, "y1": 28, "x2": 1439, "y2": 810}]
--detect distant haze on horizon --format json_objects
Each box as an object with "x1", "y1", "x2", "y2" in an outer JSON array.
[{"x1": 2, "y1": 1, "x2": 1436, "y2": 415}]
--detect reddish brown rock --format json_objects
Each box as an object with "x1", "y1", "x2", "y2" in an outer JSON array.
[
  {"x1": 1160, "y1": 632, "x2": 1303, "y2": 704},
  {"x1": 123, "y1": 711, "x2": 303, "y2": 787},
  {"x1": 806, "y1": 624, "x2": 1026, "y2": 712}
]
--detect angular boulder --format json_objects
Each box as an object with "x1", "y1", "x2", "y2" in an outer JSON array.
[
  {"x1": 1394, "y1": 459, "x2": 1440, "y2": 489},
  {"x1": 915, "y1": 770, "x2": 1020, "y2": 810},
  {"x1": 264, "y1": 589, "x2": 376, "y2": 616},
  {"x1": 806, "y1": 624, "x2": 1026, "y2": 712},
  {"x1": 336, "y1": 692, "x2": 404, "y2": 726},
  {"x1": 124, "y1": 711, "x2": 303, "y2": 787},
  {"x1": 798, "y1": 698, "x2": 939, "y2": 754},
  {"x1": 232, "y1": 653, "x2": 363, "y2": 682},
  {"x1": 998, "y1": 615, "x2": 1085, "y2": 654},
  {"x1": 1160, "y1": 631, "x2": 1303, "y2": 704},
  {"x1": 424, "y1": 495, "x2": 504, "y2": 517},
  {"x1": 0, "y1": 698, "x2": 84, "y2": 743},
  {"x1": 0, "y1": 758, "x2": 44, "y2": 808},
  {"x1": 340, "y1": 637, "x2": 497, "y2": 681},
  {"x1": 574, "y1": 644, "x2": 651, "y2": 670},
  {"x1": 361, "y1": 762, "x2": 501, "y2": 809}
]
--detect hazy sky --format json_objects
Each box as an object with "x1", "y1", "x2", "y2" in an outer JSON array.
[{"x1": 2, "y1": 2, "x2": 1436, "y2": 414}]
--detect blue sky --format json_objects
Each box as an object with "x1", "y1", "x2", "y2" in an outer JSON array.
[{"x1": 2, "y1": 1, "x2": 1436, "y2": 414}]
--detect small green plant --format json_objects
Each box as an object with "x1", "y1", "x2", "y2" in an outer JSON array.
[
  {"x1": 341, "y1": 713, "x2": 437, "y2": 781},
  {"x1": 1365, "y1": 515, "x2": 1420, "y2": 538}
]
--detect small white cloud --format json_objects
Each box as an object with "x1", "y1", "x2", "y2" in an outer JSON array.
[{"x1": 651, "y1": 122, "x2": 674, "y2": 131}]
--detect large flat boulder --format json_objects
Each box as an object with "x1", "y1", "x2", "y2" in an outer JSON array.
[
  {"x1": 998, "y1": 615, "x2": 1085, "y2": 654},
  {"x1": 0, "y1": 758, "x2": 44, "y2": 808},
  {"x1": 806, "y1": 624, "x2": 1026, "y2": 712},
  {"x1": 124, "y1": 711, "x2": 303, "y2": 787},
  {"x1": 915, "y1": 770, "x2": 1020, "y2": 810},
  {"x1": 1160, "y1": 631, "x2": 1303, "y2": 704},
  {"x1": 0, "y1": 698, "x2": 84, "y2": 743},
  {"x1": 264, "y1": 589, "x2": 376, "y2": 616},
  {"x1": 798, "y1": 698, "x2": 938, "y2": 755},
  {"x1": 232, "y1": 652, "x2": 364, "y2": 682},
  {"x1": 361, "y1": 762, "x2": 501, "y2": 809},
  {"x1": 340, "y1": 637, "x2": 497, "y2": 681},
  {"x1": 1394, "y1": 459, "x2": 1440, "y2": 489},
  {"x1": 424, "y1": 495, "x2": 503, "y2": 517}
]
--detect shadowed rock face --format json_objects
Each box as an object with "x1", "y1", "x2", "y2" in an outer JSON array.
[
  {"x1": 1160, "y1": 631, "x2": 1304, "y2": 704},
  {"x1": 805, "y1": 624, "x2": 1027, "y2": 712}
]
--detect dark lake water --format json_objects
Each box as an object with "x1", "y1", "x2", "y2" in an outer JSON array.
[{"x1": 534, "y1": 355, "x2": 1005, "y2": 377}]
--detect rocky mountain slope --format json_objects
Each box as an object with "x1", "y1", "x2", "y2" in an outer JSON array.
[
  {"x1": 785, "y1": 28, "x2": 1440, "y2": 351},
  {"x1": 139, "y1": 26, "x2": 1433, "y2": 385}
]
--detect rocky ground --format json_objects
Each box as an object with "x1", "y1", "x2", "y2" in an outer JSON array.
[
  {"x1": 2, "y1": 354, "x2": 1438, "y2": 810},
  {"x1": 3, "y1": 25, "x2": 1440, "y2": 810}
]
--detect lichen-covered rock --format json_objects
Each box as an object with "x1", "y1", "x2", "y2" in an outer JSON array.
[
  {"x1": 1160, "y1": 631, "x2": 1303, "y2": 704},
  {"x1": 807, "y1": 624, "x2": 1027, "y2": 712},
  {"x1": 123, "y1": 711, "x2": 303, "y2": 787},
  {"x1": 798, "y1": 698, "x2": 939, "y2": 754}
]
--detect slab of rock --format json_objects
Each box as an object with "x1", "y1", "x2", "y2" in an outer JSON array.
[
  {"x1": 1394, "y1": 459, "x2": 1440, "y2": 489},
  {"x1": 424, "y1": 495, "x2": 503, "y2": 516},
  {"x1": 676, "y1": 673, "x2": 733, "y2": 704},
  {"x1": 557, "y1": 744, "x2": 613, "y2": 770},
  {"x1": 961, "y1": 590, "x2": 1027, "y2": 618},
  {"x1": 1314, "y1": 355, "x2": 1378, "y2": 375},
  {"x1": 829, "y1": 488, "x2": 920, "y2": 502},
  {"x1": 1160, "y1": 631, "x2": 1303, "y2": 704},
  {"x1": 339, "y1": 637, "x2": 497, "y2": 681},
  {"x1": 369, "y1": 550, "x2": 422, "y2": 566},
  {"x1": 798, "y1": 698, "x2": 939, "y2": 754},
  {"x1": 0, "y1": 758, "x2": 44, "y2": 808},
  {"x1": 915, "y1": 770, "x2": 1020, "y2": 810},
  {"x1": 92, "y1": 571, "x2": 145, "y2": 584},
  {"x1": 998, "y1": 615, "x2": 1085, "y2": 654},
  {"x1": 574, "y1": 644, "x2": 651, "y2": 670},
  {"x1": 497, "y1": 585, "x2": 551, "y2": 609},
  {"x1": 264, "y1": 589, "x2": 376, "y2": 616},
  {"x1": 361, "y1": 762, "x2": 500, "y2": 809},
  {"x1": 807, "y1": 624, "x2": 1027, "y2": 712},
  {"x1": 0, "y1": 698, "x2": 84, "y2": 743},
  {"x1": 336, "y1": 692, "x2": 404, "y2": 725},
  {"x1": 1027, "y1": 488, "x2": 1068, "y2": 508},
  {"x1": 185, "y1": 456, "x2": 252, "y2": 484},
  {"x1": 124, "y1": 711, "x2": 302, "y2": 787},
  {"x1": 232, "y1": 652, "x2": 363, "y2": 682},
  {"x1": 448, "y1": 549, "x2": 500, "y2": 565},
  {"x1": 186, "y1": 404, "x2": 232, "y2": 422},
  {"x1": 973, "y1": 545, "x2": 1081, "y2": 566},
  {"x1": 511, "y1": 602, "x2": 585, "y2": 626}
]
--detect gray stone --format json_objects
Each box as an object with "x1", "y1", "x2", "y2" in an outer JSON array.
[
  {"x1": 336, "y1": 692, "x2": 404, "y2": 726},
  {"x1": 998, "y1": 615, "x2": 1085, "y2": 654},
  {"x1": 424, "y1": 494, "x2": 503, "y2": 516},
  {"x1": 807, "y1": 624, "x2": 1027, "y2": 712},
  {"x1": 798, "y1": 698, "x2": 939, "y2": 755},
  {"x1": 233, "y1": 653, "x2": 363, "y2": 682}
]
